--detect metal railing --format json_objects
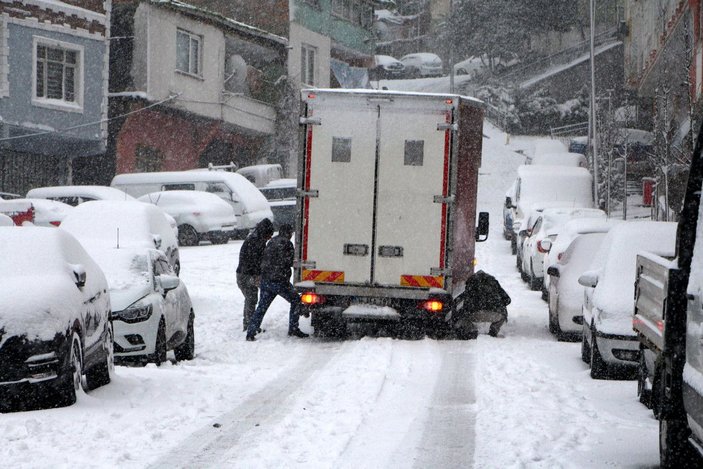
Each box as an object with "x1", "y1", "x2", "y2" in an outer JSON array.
[{"x1": 550, "y1": 121, "x2": 589, "y2": 138}]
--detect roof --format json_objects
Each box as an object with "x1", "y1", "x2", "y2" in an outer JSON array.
[
  {"x1": 301, "y1": 88, "x2": 484, "y2": 108},
  {"x1": 150, "y1": 0, "x2": 288, "y2": 48}
]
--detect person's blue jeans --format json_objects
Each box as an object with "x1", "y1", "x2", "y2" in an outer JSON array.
[{"x1": 247, "y1": 279, "x2": 301, "y2": 337}]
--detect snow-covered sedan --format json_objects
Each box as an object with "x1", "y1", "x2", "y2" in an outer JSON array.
[
  {"x1": 0, "y1": 227, "x2": 113, "y2": 411},
  {"x1": 579, "y1": 222, "x2": 677, "y2": 379},
  {"x1": 259, "y1": 178, "x2": 296, "y2": 230},
  {"x1": 138, "y1": 191, "x2": 237, "y2": 246},
  {"x1": 86, "y1": 246, "x2": 194, "y2": 365},
  {"x1": 0, "y1": 198, "x2": 73, "y2": 227}
]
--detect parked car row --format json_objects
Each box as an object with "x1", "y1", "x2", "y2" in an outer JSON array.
[{"x1": 370, "y1": 53, "x2": 444, "y2": 79}]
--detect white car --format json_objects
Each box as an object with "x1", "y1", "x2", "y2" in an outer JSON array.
[
  {"x1": 87, "y1": 246, "x2": 194, "y2": 365},
  {"x1": 529, "y1": 152, "x2": 587, "y2": 168},
  {"x1": 546, "y1": 232, "x2": 607, "y2": 340},
  {"x1": 521, "y1": 207, "x2": 606, "y2": 291},
  {"x1": 0, "y1": 227, "x2": 113, "y2": 410},
  {"x1": 0, "y1": 213, "x2": 13, "y2": 226},
  {"x1": 371, "y1": 55, "x2": 405, "y2": 79},
  {"x1": 579, "y1": 222, "x2": 677, "y2": 379},
  {"x1": 138, "y1": 191, "x2": 237, "y2": 246},
  {"x1": 259, "y1": 178, "x2": 296, "y2": 230},
  {"x1": 0, "y1": 198, "x2": 73, "y2": 227},
  {"x1": 26, "y1": 185, "x2": 136, "y2": 206},
  {"x1": 527, "y1": 139, "x2": 568, "y2": 163},
  {"x1": 400, "y1": 52, "x2": 443, "y2": 77},
  {"x1": 60, "y1": 201, "x2": 181, "y2": 275}
]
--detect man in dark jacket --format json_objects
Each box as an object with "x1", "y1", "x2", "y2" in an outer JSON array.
[
  {"x1": 246, "y1": 224, "x2": 308, "y2": 341},
  {"x1": 457, "y1": 270, "x2": 511, "y2": 337},
  {"x1": 236, "y1": 218, "x2": 274, "y2": 331}
]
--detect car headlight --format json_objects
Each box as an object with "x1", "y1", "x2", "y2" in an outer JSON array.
[{"x1": 113, "y1": 301, "x2": 153, "y2": 323}]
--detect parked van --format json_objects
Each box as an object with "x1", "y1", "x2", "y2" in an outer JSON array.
[
  {"x1": 110, "y1": 171, "x2": 273, "y2": 236},
  {"x1": 236, "y1": 164, "x2": 283, "y2": 188}
]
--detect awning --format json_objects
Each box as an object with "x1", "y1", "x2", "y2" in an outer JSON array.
[{"x1": 330, "y1": 59, "x2": 371, "y2": 89}]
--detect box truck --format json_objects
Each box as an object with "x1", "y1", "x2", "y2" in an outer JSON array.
[{"x1": 294, "y1": 89, "x2": 489, "y2": 337}]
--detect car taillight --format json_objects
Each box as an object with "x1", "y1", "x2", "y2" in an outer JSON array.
[
  {"x1": 557, "y1": 252, "x2": 563, "y2": 261},
  {"x1": 420, "y1": 299, "x2": 444, "y2": 313},
  {"x1": 49, "y1": 221, "x2": 61, "y2": 227},
  {"x1": 192, "y1": 211, "x2": 201, "y2": 216},
  {"x1": 537, "y1": 240, "x2": 549, "y2": 253},
  {"x1": 301, "y1": 292, "x2": 324, "y2": 305}
]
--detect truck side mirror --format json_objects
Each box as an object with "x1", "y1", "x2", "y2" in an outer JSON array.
[{"x1": 475, "y1": 212, "x2": 489, "y2": 242}]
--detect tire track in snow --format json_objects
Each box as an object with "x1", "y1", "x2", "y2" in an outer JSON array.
[{"x1": 147, "y1": 347, "x2": 333, "y2": 468}]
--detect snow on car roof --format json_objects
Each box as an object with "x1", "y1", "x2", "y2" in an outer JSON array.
[
  {"x1": 264, "y1": 178, "x2": 296, "y2": 189},
  {"x1": 592, "y1": 221, "x2": 677, "y2": 315},
  {"x1": 517, "y1": 166, "x2": 593, "y2": 210},
  {"x1": 26, "y1": 185, "x2": 135, "y2": 201},
  {"x1": 530, "y1": 152, "x2": 586, "y2": 167},
  {"x1": 533, "y1": 139, "x2": 567, "y2": 156},
  {"x1": 401, "y1": 52, "x2": 441, "y2": 60},
  {"x1": 138, "y1": 190, "x2": 231, "y2": 206},
  {"x1": 374, "y1": 55, "x2": 402, "y2": 65}
]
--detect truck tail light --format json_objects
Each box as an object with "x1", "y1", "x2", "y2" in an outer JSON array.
[
  {"x1": 301, "y1": 292, "x2": 325, "y2": 305},
  {"x1": 420, "y1": 299, "x2": 444, "y2": 313}
]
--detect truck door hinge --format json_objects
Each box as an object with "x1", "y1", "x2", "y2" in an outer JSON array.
[
  {"x1": 434, "y1": 195, "x2": 454, "y2": 204},
  {"x1": 430, "y1": 268, "x2": 451, "y2": 276},
  {"x1": 300, "y1": 116, "x2": 321, "y2": 126},
  {"x1": 297, "y1": 189, "x2": 319, "y2": 198},
  {"x1": 437, "y1": 123, "x2": 458, "y2": 132},
  {"x1": 295, "y1": 260, "x2": 317, "y2": 269}
]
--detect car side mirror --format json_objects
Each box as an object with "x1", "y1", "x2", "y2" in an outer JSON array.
[
  {"x1": 540, "y1": 238, "x2": 552, "y2": 251},
  {"x1": 578, "y1": 271, "x2": 599, "y2": 288},
  {"x1": 158, "y1": 274, "x2": 180, "y2": 293},
  {"x1": 475, "y1": 212, "x2": 489, "y2": 242},
  {"x1": 70, "y1": 264, "x2": 86, "y2": 288},
  {"x1": 573, "y1": 316, "x2": 584, "y2": 325},
  {"x1": 546, "y1": 265, "x2": 559, "y2": 278},
  {"x1": 152, "y1": 234, "x2": 162, "y2": 250},
  {"x1": 505, "y1": 197, "x2": 513, "y2": 208}
]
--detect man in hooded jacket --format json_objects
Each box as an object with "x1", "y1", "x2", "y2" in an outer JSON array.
[
  {"x1": 246, "y1": 224, "x2": 308, "y2": 341},
  {"x1": 457, "y1": 270, "x2": 511, "y2": 337},
  {"x1": 236, "y1": 218, "x2": 274, "y2": 331}
]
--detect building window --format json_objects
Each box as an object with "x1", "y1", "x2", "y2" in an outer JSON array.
[
  {"x1": 176, "y1": 29, "x2": 201, "y2": 76},
  {"x1": 33, "y1": 38, "x2": 82, "y2": 107},
  {"x1": 301, "y1": 43, "x2": 317, "y2": 85}
]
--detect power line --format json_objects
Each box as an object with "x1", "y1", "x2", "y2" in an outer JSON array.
[{"x1": 0, "y1": 93, "x2": 181, "y2": 143}]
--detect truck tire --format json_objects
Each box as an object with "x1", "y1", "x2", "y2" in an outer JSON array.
[
  {"x1": 660, "y1": 416, "x2": 699, "y2": 468},
  {"x1": 637, "y1": 346, "x2": 652, "y2": 409},
  {"x1": 313, "y1": 315, "x2": 347, "y2": 339},
  {"x1": 398, "y1": 319, "x2": 425, "y2": 340}
]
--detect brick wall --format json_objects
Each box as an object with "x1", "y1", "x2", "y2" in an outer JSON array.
[{"x1": 0, "y1": 1, "x2": 106, "y2": 36}]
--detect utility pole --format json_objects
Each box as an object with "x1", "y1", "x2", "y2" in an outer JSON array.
[
  {"x1": 589, "y1": 0, "x2": 599, "y2": 209},
  {"x1": 449, "y1": 0, "x2": 455, "y2": 93}
]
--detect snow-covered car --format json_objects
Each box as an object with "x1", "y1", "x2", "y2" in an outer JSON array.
[
  {"x1": 86, "y1": 246, "x2": 194, "y2": 365},
  {"x1": 259, "y1": 178, "x2": 296, "y2": 230},
  {"x1": 0, "y1": 198, "x2": 73, "y2": 227},
  {"x1": 526, "y1": 139, "x2": 568, "y2": 164},
  {"x1": 236, "y1": 164, "x2": 284, "y2": 188},
  {"x1": 546, "y1": 232, "x2": 607, "y2": 340},
  {"x1": 400, "y1": 52, "x2": 443, "y2": 77},
  {"x1": 0, "y1": 227, "x2": 113, "y2": 411},
  {"x1": 26, "y1": 185, "x2": 136, "y2": 206},
  {"x1": 138, "y1": 191, "x2": 237, "y2": 246},
  {"x1": 579, "y1": 221, "x2": 677, "y2": 379},
  {"x1": 542, "y1": 218, "x2": 617, "y2": 295},
  {"x1": 521, "y1": 207, "x2": 606, "y2": 291},
  {"x1": 529, "y1": 152, "x2": 587, "y2": 168},
  {"x1": 0, "y1": 213, "x2": 15, "y2": 226},
  {"x1": 454, "y1": 56, "x2": 484, "y2": 77},
  {"x1": 60, "y1": 201, "x2": 181, "y2": 275},
  {"x1": 371, "y1": 54, "x2": 405, "y2": 79}
]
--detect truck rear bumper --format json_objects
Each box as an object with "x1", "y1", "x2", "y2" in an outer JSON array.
[{"x1": 295, "y1": 282, "x2": 448, "y2": 301}]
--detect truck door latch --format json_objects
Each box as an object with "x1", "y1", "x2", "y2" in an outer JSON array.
[
  {"x1": 300, "y1": 116, "x2": 321, "y2": 126},
  {"x1": 297, "y1": 189, "x2": 319, "y2": 198},
  {"x1": 379, "y1": 246, "x2": 403, "y2": 257},
  {"x1": 344, "y1": 244, "x2": 369, "y2": 256},
  {"x1": 434, "y1": 195, "x2": 454, "y2": 204},
  {"x1": 437, "y1": 123, "x2": 458, "y2": 131}
]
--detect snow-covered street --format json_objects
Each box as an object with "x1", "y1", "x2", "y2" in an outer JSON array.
[{"x1": 0, "y1": 123, "x2": 659, "y2": 468}]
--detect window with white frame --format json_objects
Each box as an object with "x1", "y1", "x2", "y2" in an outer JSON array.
[
  {"x1": 176, "y1": 29, "x2": 201, "y2": 76},
  {"x1": 301, "y1": 43, "x2": 317, "y2": 86},
  {"x1": 34, "y1": 38, "x2": 82, "y2": 107}
]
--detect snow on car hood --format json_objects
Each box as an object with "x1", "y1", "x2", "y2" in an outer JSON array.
[
  {"x1": 0, "y1": 276, "x2": 79, "y2": 348},
  {"x1": 109, "y1": 284, "x2": 152, "y2": 312}
]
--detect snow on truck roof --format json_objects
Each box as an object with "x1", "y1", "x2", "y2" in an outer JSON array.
[{"x1": 301, "y1": 88, "x2": 484, "y2": 108}]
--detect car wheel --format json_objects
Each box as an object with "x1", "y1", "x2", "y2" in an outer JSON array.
[
  {"x1": 581, "y1": 327, "x2": 591, "y2": 364},
  {"x1": 174, "y1": 312, "x2": 195, "y2": 361},
  {"x1": 56, "y1": 333, "x2": 83, "y2": 407},
  {"x1": 85, "y1": 324, "x2": 114, "y2": 390},
  {"x1": 590, "y1": 329, "x2": 608, "y2": 379},
  {"x1": 637, "y1": 346, "x2": 652, "y2": 409},
  {"x1": 152, "y1": 319, "x2": 167, "y2": 366},
  {"x1": 178, "y1": 224, "x2": 199, "y2": 247},
  {"x1": 510, "y1": 236, "x2": 517, "y2": 255},
  {"x1": 528, "y1": 261, "x2": 541, "y2": 291},
  {"x1": 660, "y1": 416, "x2": 700, "y2": 468},
  {"x1": 548, "y1": 304, "x2": 562, "y2": 338}
]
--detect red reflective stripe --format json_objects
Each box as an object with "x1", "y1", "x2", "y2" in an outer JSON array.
[
  {"x1": 439, "y1": 111, "x2": 451, "y2": 269},
  {"x1": 302, "y1": 111, "x2": 313, "y2": 261}
]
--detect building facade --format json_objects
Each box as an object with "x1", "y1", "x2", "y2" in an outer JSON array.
[
  {"x1": 0, "y1": 0, "x2": 110, "y2": 195},
  {"x1": 107, "y1": 0, "x2": 288, "y2": 180}
]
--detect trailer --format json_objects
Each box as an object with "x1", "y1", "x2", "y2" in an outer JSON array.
[{"x1": 294, "y1": 89, "x2": 488, "y2": 337}]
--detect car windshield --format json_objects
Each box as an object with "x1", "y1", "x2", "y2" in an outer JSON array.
[
  {"x1": 89, "y1": 249, "x2": 151, "y2": 292},
  {"x1": 261, "y1": 187, "x2": 296, "y2": 201}
]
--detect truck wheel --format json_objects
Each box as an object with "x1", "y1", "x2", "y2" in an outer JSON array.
[
  {"x1": 590, "y1": 331, "x2": 608, "y2": 379},
  {"x1": 660, "y1": 416, "x2": 699, "y2": 468},
  {"x1": 637, "y1": 347, "x2": 652, "y2": 409},
  {"x1": 398, "y1": 319, "x2": 425, "y2": 340},
  {"x1": 313, "y1": 315, "x2": 347, "y2": 339}
]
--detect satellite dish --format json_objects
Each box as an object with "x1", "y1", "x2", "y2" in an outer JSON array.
[{"x1": 224, "y1": 54, "x2": 249, "y2": 94}]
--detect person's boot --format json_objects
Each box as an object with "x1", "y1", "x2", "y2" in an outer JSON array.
[
  {"x1": 246, "y1": 333, "x2": 256, "y2": 342},
  {"x1": 288, "y1": 328, "x2": 309, "y2": 338}
]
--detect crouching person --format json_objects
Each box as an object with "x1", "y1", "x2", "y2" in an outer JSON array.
[
  {"x1": 454, "y1": 270, "x2": 511, "y2": 338},
  {"x1": 246, "y1": 224, "x2": 308, "y2": 341}
]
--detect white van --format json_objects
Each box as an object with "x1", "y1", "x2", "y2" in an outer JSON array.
[
  {"x1": 236, "y1": 164, "x2": 283, "y2": 188},
  {"x1": 111, "y1": 171, "x2": 273, "y2": 236}
]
